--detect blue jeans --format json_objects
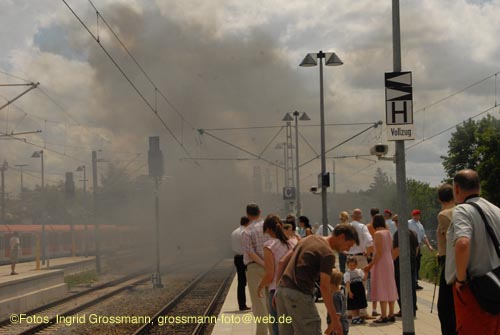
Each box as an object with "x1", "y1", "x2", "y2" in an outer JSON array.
[{"x1": 268, "y1": 289, "x2": 278, "y2": 335}]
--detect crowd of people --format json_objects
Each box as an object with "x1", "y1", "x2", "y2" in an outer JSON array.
[{"x1": 230, "y1": 169, "x2": 500, "y2": 335}]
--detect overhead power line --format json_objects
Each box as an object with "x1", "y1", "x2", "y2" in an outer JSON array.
[
  {"x1": 62, "y1": 0, "x2": 193, "y2": 159},
  {"x1": 299, "y1": 121, "x2": 383, "y2": 168},
  {"x1": 407, "y1": 104, "x2": 499, "y2": 151},
  {"x1": 87, "y1": 0, "x2": 196, "y2": 131},
  {"x1": 414, "y1": 70, "x2": 500, "y2": 114}
]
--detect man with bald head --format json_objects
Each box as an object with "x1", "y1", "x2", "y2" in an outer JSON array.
[
  {"x1": 347, "y1": 209, "x2": 373, "y2": 270},
  {"x1": 445, "y1": 169, "x2": 500, "y2": 334}
]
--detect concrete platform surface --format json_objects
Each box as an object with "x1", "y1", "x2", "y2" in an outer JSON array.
[
  {"x1": 0, "y1": 256, "x2": 95, "y2": 282},
  {"x1": 0, "y1": 256, "x2": 95, "y2": 320},
  {"x1": 212, "y1": 276, "x2": 441, "y2": 335}
]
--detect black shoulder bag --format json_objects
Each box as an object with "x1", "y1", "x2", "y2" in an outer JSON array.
[{"x1": 463, "y1": 202, "x2": 500, "y2": 315}]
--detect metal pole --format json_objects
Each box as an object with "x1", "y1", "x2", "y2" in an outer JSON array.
[
  {"x1": 1, "y1": 168, "x2": 5, "y2": 224},
  {"x1": 15, "y1": 164, "x2": 28, "y2": 194},
  {"x1": 40, "y1": 151, "x2": 44, "y2": 189},
  {"x1": 293, "y1": 111, "x2": 302, "y2": 216},
  {"x1": 92, "y1": 151, "x2": 101, "y2": 274},
  {"x1": 40, "y1": 153, "x2": 46, "y2": 266},
  {"x1": 154, "y1": 176, "x2": 163, "y2": 288},
  {"x1": 319, "y1": 53, "x2": 329, "y2": 236},
  {"x1": 275, "y1": 161, "x2": 279, "y2": 195},
  {"x1": 393, "y1": 1, "x2": 414, "y2": 334},
  {"x1": 83, "y1": 165, "x2": 87, "y2": 195}
]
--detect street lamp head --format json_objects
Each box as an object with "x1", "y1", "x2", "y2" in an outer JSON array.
[
  {"x1": 299, "y1": 112, "x2": 311, "y2": 121},
  {"x1": 31, "y1": 151, "x2": 41, "y2": 158},
  {"x1": 299, "y1": 53, "x2": 317, "y2": 67},
  {"x1": 76, "y1": 165, "x2": 85, "y2": 172},
  {"x1": 282, "y1": 113, "x2": 294, "y2": 122},
  {"x1": 325, "y1": 52, "x2": 343, "y2": 66}
]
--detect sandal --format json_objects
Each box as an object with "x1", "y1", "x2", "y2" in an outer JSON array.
[
  {"x1": 387, "y1": 315, "x2": 396, "y2": 322},
  {"x1": 373, "y1": 317, "x2": 389, "y2": 324}
]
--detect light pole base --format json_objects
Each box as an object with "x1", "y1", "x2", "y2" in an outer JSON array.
[{"x1": 152, "y1": 272, "x2": 163, "y2": 288}]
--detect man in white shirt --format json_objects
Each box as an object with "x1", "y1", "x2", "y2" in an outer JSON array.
[
  {"x1": 445, "y1": 169, "x2": 500, "y2": 334},
  {"x1": 231, "y1": 216, "x2": 251, "y2": 311},
  {"x1": 383, "y1": 209, "x2": 397, "y2": 236},
  {"x1": 408, "y1": 209, "x2": 434, "y2": 289},
  {"x1": 347, "y1": 209, "x2": 373, "y2": 269},
  {"x1": 9, "y1": 232, "x2": 20, "y2": 275}
]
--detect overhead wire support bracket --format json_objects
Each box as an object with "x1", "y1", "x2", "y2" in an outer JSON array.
[
  {"x1": 0, "y1": 130, "x2": 42, "y2": 138},
  {"x1": 0, "y1": 82, "x2": 39, "y2": 111}
]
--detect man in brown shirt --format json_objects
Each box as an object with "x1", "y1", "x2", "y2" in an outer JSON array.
[{"x1": 275, "y1": 225, "x2": 359, "y2": 335}]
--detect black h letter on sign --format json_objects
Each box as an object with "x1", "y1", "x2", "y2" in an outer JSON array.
[{"x1": 391, "y1": 101, "x2": 408, "y2": 123}]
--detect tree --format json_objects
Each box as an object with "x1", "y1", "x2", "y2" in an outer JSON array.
[
  {"x1": 442, "y1": 114, "x2": 500, "y2": 205},
  {"x1": 406, "y1": 179, "x2": 439, "y2": 238}
]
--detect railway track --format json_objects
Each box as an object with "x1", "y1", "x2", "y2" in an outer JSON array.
[
  {"x1": 132, "y1": 260, "x2": 234, "y2": 335},
  {"x1": 0, "y1": 272, "x2": 150, "y2": 335}
]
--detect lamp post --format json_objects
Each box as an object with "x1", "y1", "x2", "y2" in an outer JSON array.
[
  {"x1": 14, "y1": 164, "x2": 28, "y2": 195},
  {"x1": 76, "y1": 165, "x2": 88, "y2": 257},
  {"x1": 1, "y1": 160, "x2": 8, "y2": 224},
  {"x1": 31, "y1": 150, "x2": 44, "y2": 189},
  {"x1": 283, "y1": 111, "x2": 310, "y2": 216},
  {"x1": 300, "y1": 51, "x2": 343, "y2": 235},
  {"x1": 76, "y1": 165, "x2": 87, "y2": 195},
  {"x1": 31, "y1": 150, "x2": 45, "y2": 265},
  {"x1": 92, "y1": 151, "x2": 101, "y2": 274}
]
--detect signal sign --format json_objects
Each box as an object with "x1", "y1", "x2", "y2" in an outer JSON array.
[{"x1": 385, "y1": 71, "x2": 415, "y2": 141}]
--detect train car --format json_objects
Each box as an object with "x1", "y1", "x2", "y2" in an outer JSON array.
[{"x1": 0, "y1": 224, "x2": 138, "y2": 265}]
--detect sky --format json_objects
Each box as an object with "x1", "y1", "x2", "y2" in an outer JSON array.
[{"x1": 1, "y1": 0, "x2": 500, "y2": 198}]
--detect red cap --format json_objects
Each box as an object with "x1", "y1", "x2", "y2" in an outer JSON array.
[
  {"x1": 384, "y1": 209, "x2": 392, "y2": 216},
  {"x1": 411, "y1": 209, "x2": 421, "y2": 216}
]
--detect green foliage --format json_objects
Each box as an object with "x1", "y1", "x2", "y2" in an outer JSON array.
[
  {"x1": 406, "y1": 179, "x2": 439, "y2": 238},
  {"x1": 64, "y1": 270, "x2": 98, "y2": 289},
  {"x1": 419, "y1": 248, "x2": 440, "y2": 284},
  {"x1": 442, "y1": 114, "x2": 500, "y2": 205}
]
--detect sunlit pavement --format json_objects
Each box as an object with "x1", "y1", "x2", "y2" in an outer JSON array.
[{"x1": 213, "y1": 276, "x2": 441, "y2": 335}]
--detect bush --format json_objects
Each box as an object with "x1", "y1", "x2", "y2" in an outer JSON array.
[
  {"x1": 419, "y1": 248, "x2": 440, "y2": 284},
  {"x1": 65, "y1": 270, "x2": 98, "y2": 289}
]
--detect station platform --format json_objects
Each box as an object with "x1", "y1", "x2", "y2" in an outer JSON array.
[
  {"x1": 213, "y1": 275, "x2": 442, "y2": 335},
  {"x1": 0, "y1": 256, "x2": 95, "y2": 320}
]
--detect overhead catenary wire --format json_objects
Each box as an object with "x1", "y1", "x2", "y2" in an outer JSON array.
[
  {"x1": 299, "y1": 122, "x2": 382, "y2": 168},
  {"x1": 298, "y1": 130, "x2": 319, "y2": 156},
  {"x1": 86, "y1": 0, "x2": 197, "y2": 132},
  {"x1": 202, "y1": 122, "x2": 377, "y2": 131},
  {"x1": 61, "y1": 0, "x2": 193, "y2": 159},
  {"x1": 198, "y1": 130, "x2": 281, "y2": 168},
  {"x1": 258, "y1": 127, "x2": 284, "y2": 158},
  {"x1": 406, "y1": 104, "x2": 499, "y2": 151},
  {"x1": 0, "y1": 131, "x2": 87, "y2": 164},
  {"x1": 414, "y1": 70, "x2": 500, "y2": 114}
]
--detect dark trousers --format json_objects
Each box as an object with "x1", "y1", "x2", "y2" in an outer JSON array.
[
  {"x1": 338, "y1": 252, "x2": 347, "y2": 274},
  {"x1": 416, "y1": 250, "x2": 422, "y2": 281},
  {"x1": 395, "y1": 260, "x2": 417, "y2": 315},
  {"x1": 234, "y1": 255, "x2": 247, "y2": 310},
  {"x1": 437, "y1": 256, "x2": 457, "y2": 335}
]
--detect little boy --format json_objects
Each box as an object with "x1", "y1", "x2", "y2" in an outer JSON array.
[{"x1": 327, "y1": 269, "x2": 349, "y2": 335}]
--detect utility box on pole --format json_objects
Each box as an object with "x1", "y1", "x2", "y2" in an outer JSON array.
[
  {"x1": 148, "y1": 136, "x2": 164, "y2": 177},
  {"x1": 65, "y1": 172, "x2": 75, "y2": 198},
  {"x1": 148, "y1": 136, "x2": 164, "y2": 288}
]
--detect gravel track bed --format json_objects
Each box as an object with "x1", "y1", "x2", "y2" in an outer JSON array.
[
  {"x1": 49, "y1": 262, "x2": 218, "y2": 335},
  {"x1": 146, "y1": 259, "x2": 234, "y2": 335}
]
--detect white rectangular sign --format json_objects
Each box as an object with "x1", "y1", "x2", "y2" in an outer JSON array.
[{"x1": 387, "y1": 124, "x2": 415, "y2": 141}]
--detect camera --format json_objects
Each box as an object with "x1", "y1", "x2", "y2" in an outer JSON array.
[
  {"x1": 310, "y1": 186, "x2": 319, "y2": 194},
  {"x1": 370, "y1": 144, "x2": 389, "y2": 157}
]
